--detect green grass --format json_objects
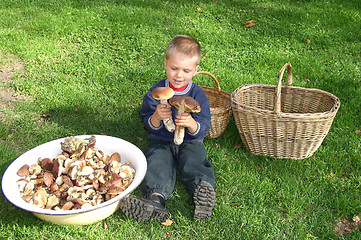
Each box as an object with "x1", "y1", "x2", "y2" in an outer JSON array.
[{"x1": 1, "y1": 0, "x2": 361, "y2": 239}]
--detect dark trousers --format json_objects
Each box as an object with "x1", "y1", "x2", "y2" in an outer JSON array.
[{"x1": 140, "y1": 141, "x2": 215, "y2": 200}]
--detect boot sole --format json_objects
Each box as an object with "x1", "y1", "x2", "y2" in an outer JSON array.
[
  {"x1": 193, "y1": 181, "x2": 216, "y2": 220},
  {"x1": 120, "y1": 197, "x2": 168, "y2": 221}
]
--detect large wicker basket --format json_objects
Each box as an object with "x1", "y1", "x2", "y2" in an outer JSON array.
[
  {"x1": 195, "y1": 71, "x2": 232, "y2": 138},
  {"x1": 231, "y1": 63, "x2": 341, "y2": 159}
]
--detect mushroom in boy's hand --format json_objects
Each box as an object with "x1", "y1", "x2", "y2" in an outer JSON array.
[
  {"x1": 169, "y1": 96, "x2": 201, "y2": 145},
  {"x1": 152, "y1": 87, "x2": 176, "y2": 132}
]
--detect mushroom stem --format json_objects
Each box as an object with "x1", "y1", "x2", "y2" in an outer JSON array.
[
  {"x1": 160, "y1": 100, "x2": 175, "y2": 132},
  {"x1": 174, "y1": 102, "x2": 185, "y2": 145}
]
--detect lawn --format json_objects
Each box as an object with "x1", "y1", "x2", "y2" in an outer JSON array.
[{"x1": 0, "y1": 0, "x2": 361, "y2": 239}]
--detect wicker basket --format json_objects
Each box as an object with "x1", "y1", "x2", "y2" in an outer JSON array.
[
  {"x1": 195, "y1": 71, "x2": 232, "y2": 138},
  {"x1": 231, "y1": 63, "x2": 341, "y2": 159}
]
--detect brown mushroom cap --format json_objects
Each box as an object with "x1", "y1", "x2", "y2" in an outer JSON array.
[
  {"x1": 17, "y1": 164, "x2": 30, "y2": 177},
  {"x1": 169, "y1": 96, "x2": 201, "y2": 113},
  {"x1": 152, "y1": 87, "x2": 175, "y2": 101},
  {"x1": 109, "y1": 152, "x2": 121, "y2": 164},
  {"x1": 62, "y1": 201, "x2": 75, "y2": 210},
  {"x1": 43, "y1": 172, "x2": 55, "y2": 187},
  {"x1": 40, "y1": 158, "x2": 53, "y2": 171}
]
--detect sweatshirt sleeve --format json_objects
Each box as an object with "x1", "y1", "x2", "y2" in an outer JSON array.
[
  {"x1": 140, "y1": 89, "x2": 164, "y2": 132},
  {"x1": 187, "y1": 90, "x2": 211, "y2": 140}
]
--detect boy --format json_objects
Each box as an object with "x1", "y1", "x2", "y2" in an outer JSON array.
[{"x1": 120, "y1": 35, "x2": 216, "y2": 221}]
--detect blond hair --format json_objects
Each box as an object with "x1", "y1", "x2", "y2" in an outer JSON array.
[{"x1": 166, "y1": 35, "x2": 201, "y2": 65}]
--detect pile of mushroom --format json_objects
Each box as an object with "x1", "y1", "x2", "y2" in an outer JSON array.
[
  {"x1": 169, "y1": 96, "x2": 201, "y2": 145},
  {"x1": 152, "y1": 87, "x2": 175, "y2": 132},
  {"x1": 16, "y1": 136, "x2": 135, "y2": 211}
]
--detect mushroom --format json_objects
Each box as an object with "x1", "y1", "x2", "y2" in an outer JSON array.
[
  {"x1": 46, "y1": 194, "x2": 59, "y2": 209},
  {"x1": 169, "y1": 96, "x2": 201, "y2": 145},
  {"x1": 119, "y1": 165, "x2": 135, "y2": 180},
  {"x1": 77, "y1": 166, "x2": 94, "y2": 176},
  {"x1": 40, "y1": 158, "x2": 53, "y2": 171},
  {"x1": 17, "y1": 164, "x2": 29, "y2": 177},
  {"x1": 152, "y1": 87, "x2": 176, "y2": 132},
  {"x1": 109, "y1": 152, "x2": 121, "y2": 164},
  {"x1": 62, "y1": 201, "x2": 74, "y2": 210},
  {"x1": 52, "y1": 158, "x2": 64, "y2": 178},
  {"x1": 43, "y1": 172, "x2": 54, "y2": 187},
  {"x1": 29, "y1": 164, "x2": 42, "y2": 176},
  {"x1": 33, "y1": 188, "x2": 47, "y2": 208},
  {"x1": 50, "y1": 182, "x2": 59, "y2": 192},
  {"x1": 73, "y1": 198, "x2": 88, "y2": 206}
]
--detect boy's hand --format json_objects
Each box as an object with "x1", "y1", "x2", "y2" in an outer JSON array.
[
  {"x1": 151, "y1": 103, "x2": 172, "y2": 127},
  {"x1": 155, "y1": 103, "x2": 172, "y2": 120},
  {"x1": 174, "y1": 112, "x2": 198, "y2": 133}
]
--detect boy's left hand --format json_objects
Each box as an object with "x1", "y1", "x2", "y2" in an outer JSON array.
[{"x1": 174, "y1": 112, "x2": 198, "y2": 133}]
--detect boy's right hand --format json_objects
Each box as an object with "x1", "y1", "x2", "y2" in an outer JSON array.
[
  {"x1": 151, "y1": 103, "x2": 172, "y2": 127},
  {"x1": 155, "y1": 104, "x2": 172, "y2": 120}
]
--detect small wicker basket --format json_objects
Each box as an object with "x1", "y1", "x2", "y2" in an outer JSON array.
[
  {"x1": 195, "y1": 71, "x2": 232, "y2": 139},
  {"x1": 231, "y1": 63, "x2": 340, "y2": 159}
]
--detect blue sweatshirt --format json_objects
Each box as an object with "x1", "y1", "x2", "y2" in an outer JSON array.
[{"x1": 140, "y1": 79, "x2": 211, "y2": 143}]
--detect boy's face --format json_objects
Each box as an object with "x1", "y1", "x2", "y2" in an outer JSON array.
[{"x1": 164, "y1": 54, "x2": 200, "y2": 89}]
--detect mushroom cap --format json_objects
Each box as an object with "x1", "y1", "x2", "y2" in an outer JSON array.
[
  {"x1": 169, "y1": 96, "x2": 201, "y2": 113},
  {"x1": 17, "y1": 164, "x2": 29, "y2": 177},
  {"x1": 152, "y1": 87, "x2": 175, "y2": 100}
]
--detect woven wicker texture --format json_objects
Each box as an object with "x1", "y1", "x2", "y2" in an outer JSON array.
[
  {"x1": 231, "y1": 63, "x2": 340, "y2": 159},
  {"x1": 195, "y1": 71, "x2": 232, "y2": 138}
]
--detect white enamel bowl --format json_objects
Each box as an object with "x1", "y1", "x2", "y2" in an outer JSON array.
[{"x1": 1, "y1": 135, "x2": 147, "y2": 225}]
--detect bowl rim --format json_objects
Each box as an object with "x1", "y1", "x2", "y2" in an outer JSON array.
[{"x1": 2, "y1": 134, "x2": 146, "y2": 216}]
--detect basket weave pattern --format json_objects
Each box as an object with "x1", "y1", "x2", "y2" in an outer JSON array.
[
  {"x1": 231, "y1": 63, "x2": 340, "y2": 159},
  {"x1": 195, "y1": 71, "x2": 232, "y2": 139}
]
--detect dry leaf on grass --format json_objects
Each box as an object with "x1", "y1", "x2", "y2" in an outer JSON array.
[
  {"x1": 162, "y1": 219, "x2": 173, "y2": 226},
  {"x1": 245, "y1": 20, "x2": 257, "y2": 27},
  {"x1": 306, "y1": 39, "x2": 311, "y2": 44},
  {"x1": 355, "y1": 130, "x2": 361, "y2": 135}
]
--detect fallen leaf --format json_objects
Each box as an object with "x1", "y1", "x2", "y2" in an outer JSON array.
[
  {"x1": 245, "y1": 20, "x2": 257, "y2": 27},
  {"x1": 355, "y1": 130, "x2": 361, "y2": 135},
  {"x1": 353, "y1": 216, "x2": 360, "y2": 224},
  {"x1": 103, "y1": 220, "x2": 108, "y2": 229},
  {"x1": 197, "y1": 7, "x2": 202, "y2": 12},
  {"x1": 256, "y1": 166, "x2": 261, "y2": 173},
  {"x1": 40, "y1": 113, "x2": 51, "y2": 118},
  {"x1": 306, "y1": 39, "x2": 311, "y2": 44},
  {"x1": 162, "y1": 219, "x2": 173, "y2": 226}
]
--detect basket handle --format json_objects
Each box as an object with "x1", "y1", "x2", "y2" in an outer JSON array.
[
  {"x1": 194, "y1": 71, "x2": 221, "y2": 93},
  {"x1": 274, "y1": 63, "x2": 293, "y2": 114}
]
